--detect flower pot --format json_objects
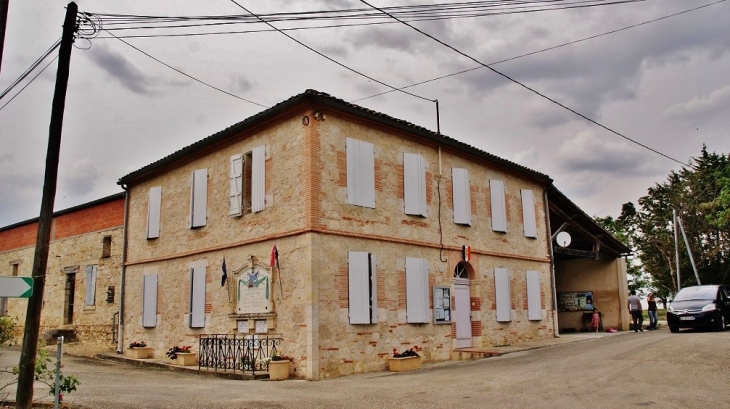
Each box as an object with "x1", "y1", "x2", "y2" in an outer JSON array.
[
  {"x1": 126, "y1": 348, "x2": 151, "y2": 359},
  {"x1": 268, "y1": 360, "x2": 291, "y2": 380},
  {"x1": 175, "y1": 352, "x2": 198, "y2": 366},
  {"x1": 388, "y1": 356, "x2": 421, "y2": 372}
]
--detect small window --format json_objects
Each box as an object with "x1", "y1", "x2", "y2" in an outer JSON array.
[
  {"x1": 239, "y1": 146, "x2": 267, "y2": 215},
  {"x1": 147, "y1": 186, "x2": 162, "y2": 239},
  {"x1": 11, "y1": 263, "x2": 19, "y2": 277},
  {"x1": 348, "y1": 251, "x2": 377, "y2": 324},
  {"x1": 521, "y1": 189, "x2": 537, "y2": 238},
  {"x1": 454, "y1": 263, "x2": 468, "y2": 279},
  {"x1": 190, "y1": 169, "x2": 208, "y2": 228},
  {"x1": 102, "y1": 236, "x2": 112, "y2": 258},
  {"x1": 84, "y1": 265, "x2": 98, "y2": 306},
  {"x1": 106, "y1": 286, "x2": 115, "y2": 304},
  {"x1": 495, "y1": 268, "x2": 511, "y2": 322},
  {"x1": 452, "y1": 168, "x2": 471, "y2": 225},
  {"x1": 403, "y1": 153, "x2": 427, "y2": 217},
  {"x1": 346, "y1": 138, "x2": 375, "y2": 208},
  {"x1": 490, "y1": 179, "x2": 507, "y2": 233},
  {"x1": 142, "y1": 274, "x2": 158, "y2": 328}
]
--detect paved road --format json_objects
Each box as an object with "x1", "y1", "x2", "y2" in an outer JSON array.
[{"x1": 2, "y1": 328, "x2": 728, "y2": 408}]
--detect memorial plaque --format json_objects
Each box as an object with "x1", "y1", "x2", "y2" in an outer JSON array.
[{"x1": 236, "y1": 267, "x2": 272, "y2": 314}]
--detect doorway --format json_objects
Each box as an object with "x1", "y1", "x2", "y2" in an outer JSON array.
[
  {"x1": 454, "y1": 263, "x2": 472, "y2": 348},
  {"x1": 64, "y1": 273, "x2": 76, "y2": 325}
]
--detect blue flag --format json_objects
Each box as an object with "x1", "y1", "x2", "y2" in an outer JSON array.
[{"x1": 221, "y1": 257, "x2": 227, "y2": 287}]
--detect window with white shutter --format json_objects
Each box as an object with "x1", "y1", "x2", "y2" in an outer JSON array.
[
  {"x1": 494, "y1": 268, "x2": 511, "y2": 322},
  {"x1": 142, "y1": 274, "x2": 158, "y2": 328},
  {"x1": 190, "y1": 169, "x2": 208, "y2": 228},
  {"x1": 84, "y1": 265, "x2": 97, "y2": 306},
  {"x1": 146, "y1": 186, "x2": 162, "y2": 239},
  {"x1": 526, "y1": 270, "x2": 542, "y2": 320},
  {"x1": 346, "y1": 138, "x2": 375, "y2": 208},
  {"x1": 403, "y1": 153, "x2": 427, "y2": 217},
  {"x1": 348, "y1": 251, "x2": 377, "y2": 324},
  {"x1": 452, "y1": 168, "x2": 471, "y2": 225},
  {"x1": 229, "y1": 154, "x2": 243, "y2": 216},
  {"x1": 521, "y1": 189, "x2": 538, "y2": 238},
  {"x1": 251, "y1": 145, "x2": 266, "y2": 213},
  {"x1": 490, "y1": 179, "x2": 507, "y2": 233},
  {"x1": 189, "y1": 266, "x2": 206, "y2": 328},
  {"x1": 406, "y1": 257, "x2": 429, "y2": 323}
]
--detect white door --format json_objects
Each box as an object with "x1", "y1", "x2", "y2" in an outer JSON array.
[{"x1": 455, "y1": 278, "x2": 472, "y2": 348}]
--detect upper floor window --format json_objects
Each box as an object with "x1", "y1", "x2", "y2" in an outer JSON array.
[
  {"x1": 490, "y1": 179, "x2": 507, "y2": 232},
  {"x1": 146, "y1": 186, "x2": 162, "y2": 239},
  {"x1": 102, "y1": 236, "x2": 112, "y2": 258},
  {"x1": 348, "y1": 251, "x2": 377, "y2": 324},
  {"x1": 452, "y1": 168, "x2": 471, "y2": 225},
  {"x1": 521, "y1": 189, "x2": 538, "y2": 238},
  {"x1": 403, "y1": 153, "x2": 427, "y2": 217},
  {"x1": 229, "y1": 145, "x2": 266, "y2": 217},
  {"x1": 190, "y1": 169, "x2": 208, "y2": 228},
  {"x1": 346, "y1": 137, "x2": 375, "y2": 208}
]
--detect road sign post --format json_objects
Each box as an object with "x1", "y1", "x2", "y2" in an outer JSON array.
[{"x1": 0, "y1": 276, "x2": 33, "y2": 298}]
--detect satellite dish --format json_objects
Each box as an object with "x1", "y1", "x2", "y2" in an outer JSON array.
[{"x1": 556, "y1": 231, "x2": 571, "y2": 247}]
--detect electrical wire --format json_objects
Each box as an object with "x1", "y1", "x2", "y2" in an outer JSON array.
[
  {"x1": 360, "y1": 0, "x2": 688, "y2": 166},
  {"x1": 0, "y1": 39, "x2": 61, "y2": 102},
  {"x1": 352, "y1": 0, "x2": 727, "y2": 103},
  {"x1": 0, "y1": 56, "x2": 59, "y2": 112},
  {"x1": 227, "y1": 0, "x2": 435, "y2": 103},
  {"x1": 103, "y1": 29, "x2": 268, "y2": 108}
]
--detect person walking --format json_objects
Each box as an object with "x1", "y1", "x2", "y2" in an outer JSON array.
[
  {"x1": 647, "y1": 292, "x2": 658, "y2": 330},
  {"x1": 628, "y1": 290, "x2": 643, "y2": 332}
]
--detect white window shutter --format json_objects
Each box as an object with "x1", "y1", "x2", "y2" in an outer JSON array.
[
  {"x1": 526, "y1": 270, "x2": 542, "y2": 320},
  {"x1": 404, "y1": 153, "x2": 427, "y2": 217},
  {"x1": 346, "y1": 138, "x2": 375, "y2": 208},
  {"x1": 190, "y1": 169, "x2": 208, "y2": 228},
  {"x1": 84, "y1": 265, "x2": 97, "y2": 306},
  {"x1": 369, "y1": 253, "x2": 377, "y2": 323},
  {"x1": 142, "y1": 274, "x2": 158, "y2": 328},
  {"x1": 349, "y1": 251, "x2": 376, "y2": 324},
  {"x1": 521, "y1": 189, "x2": 538, "y2": 238},
  {"x1": 189, "y1": 267, "x2": 206, "y2": 328},
  {"x1": 229, "y1": 155, "x2": 243, "y2": 216},
  {"x1": 146, "y1": 186, "x2": 162, "y2": 239},
  {"x1": 490, "y1": 179, "x2": 507, "y2": 233},
  {"x1": 406, "y1": 257, "x2": 429, "y2": 323},
  {"x1": 251, "y1": 145, "x2": 266, "y2": 213},
  {"x1": 495, "y1": 268, "x2": 511, "y2": 322},
  {"x1": 452, "y1": 168, "x2": 471, "y2": 225}
]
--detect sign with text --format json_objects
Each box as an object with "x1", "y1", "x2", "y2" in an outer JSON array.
[
  {"x1": 0, "y1": 277, "x2": 33, "y2": 298},
  {"x1": 236, "y1": 267, "x2": 272, "y2": 314}
]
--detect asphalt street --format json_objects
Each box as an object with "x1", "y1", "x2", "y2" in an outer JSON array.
[{"x1": 2, "y1": 328, "x2": 728, "y2": 408}]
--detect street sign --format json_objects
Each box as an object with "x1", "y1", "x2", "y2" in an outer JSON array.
[{"x1": 0, "y1": 277, "x2": 33, "y2": 298}]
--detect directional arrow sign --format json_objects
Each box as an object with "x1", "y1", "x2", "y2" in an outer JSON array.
[{"x1": 0, "y1": 277, "x2": 34, "y2": 298}]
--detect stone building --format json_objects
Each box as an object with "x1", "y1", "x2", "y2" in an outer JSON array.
[
  {"x1": 116, "y1": 89, "x2": 629, "y2": 380},
  {"x1": 0, "y1": 193, "x2": 125, "y2": 344}
]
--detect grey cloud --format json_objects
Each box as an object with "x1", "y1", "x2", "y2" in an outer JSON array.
[
  {"x1": 87, "y1": 46, "x2": 153, "y2": 94},
  {"x1": 61, "y1": 158, "x2": 101, "y2": 196},
  {"x1": 555, "y1": 131, "x2": 663, "y2": 176},
  {"x1": 230, "y1": 76, "x2": 254, "y2": 93},
  {"x1": 664, "y1": 84, "x2": 730, "y2": 123}
]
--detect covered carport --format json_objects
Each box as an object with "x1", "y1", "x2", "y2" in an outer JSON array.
[{"x1": 547, "y1": 187, "x2": 632, "y2": 332}]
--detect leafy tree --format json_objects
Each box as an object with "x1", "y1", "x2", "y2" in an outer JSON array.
[{"x1": 618, "y1": 147, "x2": 729, "y2": 298}]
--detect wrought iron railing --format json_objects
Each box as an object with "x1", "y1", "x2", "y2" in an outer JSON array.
[{"x1": 198, "y1": 334, "x2": 281, "y2": 376}]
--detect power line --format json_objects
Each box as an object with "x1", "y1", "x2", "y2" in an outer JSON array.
[
  {"x1": 103, "y1": 29, "x2": 268, "y2": 108},
  {"x1": 227, "y1": 0, "x2": 434, "y2": 103},
  {"x1": 359, "y1": 0, "x2": 687, "y2": 166},
  {"x1": 0, "y1": 38, "x2": 61, "y2": 102},
  {"x1": 0, "y1": 56, "x2": 58, "y2": 112},
  {"x1": 353, "y1": 0, "x2": 728, "y2": 103}
]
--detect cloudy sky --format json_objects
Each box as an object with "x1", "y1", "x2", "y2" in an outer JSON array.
[{"x1": 1, "y1": 0, "x2": 729, "y2": 227}]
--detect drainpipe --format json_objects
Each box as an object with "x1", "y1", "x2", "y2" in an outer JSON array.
[
  {"x1": 543, "y1": 188, "x2": 559, "y2": 338},
  {"x1": 116, "y1": 186, "x2": 129, "y2": 353}
]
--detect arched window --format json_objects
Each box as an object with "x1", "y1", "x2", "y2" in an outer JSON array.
[{"x1": 454, "y1": 263, "x2": 468, "y2": 279}]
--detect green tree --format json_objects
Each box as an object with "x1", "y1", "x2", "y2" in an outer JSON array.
[{"x1": 622, "y1": 147, "x2": 730, "y2": 298}]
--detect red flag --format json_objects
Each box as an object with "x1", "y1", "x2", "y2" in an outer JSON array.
[{"x1": 270, "y1": 246, "x2": 279, "y2": 268}]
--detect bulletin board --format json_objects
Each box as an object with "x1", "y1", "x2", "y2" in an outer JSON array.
[
  {"x1": 557, "y1": 291, "x2": 594, "y2": 312},
  {"x1": 433, "y1": 286, "x2": 451, "y2": 324}
]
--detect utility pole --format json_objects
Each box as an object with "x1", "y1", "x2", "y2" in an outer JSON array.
[
  {"x1": 15, "y1": 3, "x2": 77, "y2": 408},
  {"x1": 0, "y1": 0, "x2": 9, "y2": 73}
]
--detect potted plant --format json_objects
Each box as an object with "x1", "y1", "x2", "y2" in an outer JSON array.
[
  {"x1": 126, "y1": 341, "x2": 151, "y2": 359},
  {"x1": 266, "y1": 354, "x2": 294, "y2": 380},
  {"x1": 387, "y1": 345, "x2": 421, "y2": 372},
  {"x1": 166, "y1": 345, "x2": 197, "y2": 366}
]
